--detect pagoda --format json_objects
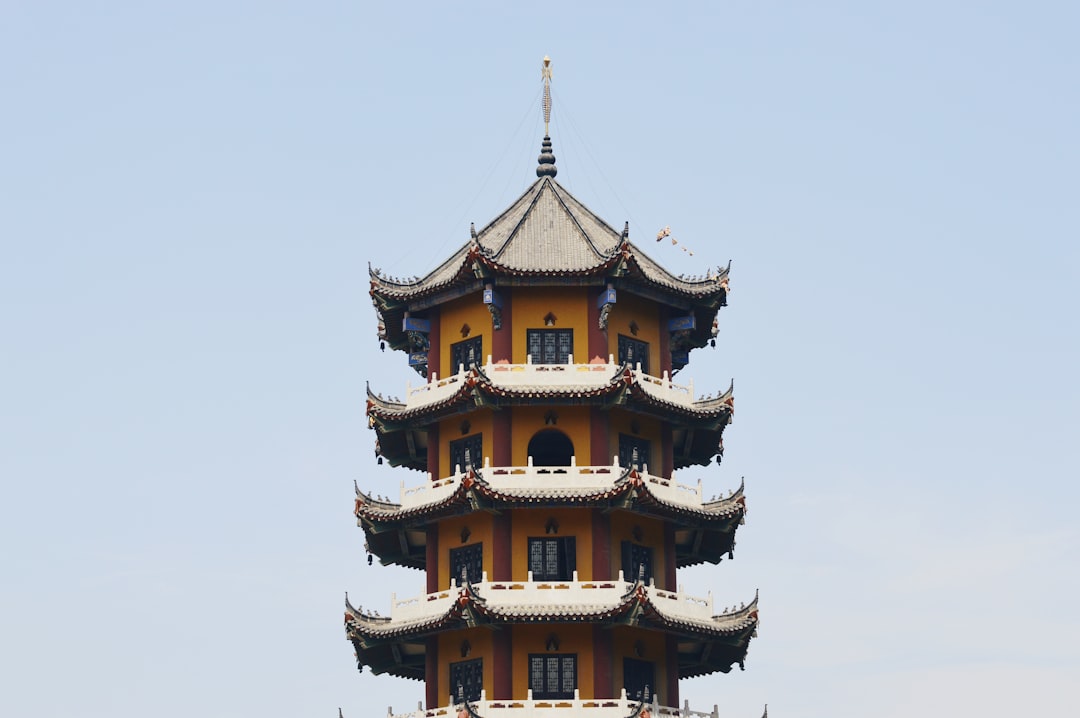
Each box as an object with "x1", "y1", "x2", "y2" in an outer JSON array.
[{"x1": 347, "y1": 59, "x2": 758, "y2": 718}]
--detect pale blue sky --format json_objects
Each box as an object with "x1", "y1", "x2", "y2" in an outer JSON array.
[{"x1": 1, "y1": 2, "x2": 1077, "y2": 717}]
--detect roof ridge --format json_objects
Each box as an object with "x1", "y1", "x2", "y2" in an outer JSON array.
[
  {"x1": 547, "y1": 179, "x2": 612, "y2": 260},
  {"x1": 489, "y1": 178, "x2": 552, "y2": 260}
]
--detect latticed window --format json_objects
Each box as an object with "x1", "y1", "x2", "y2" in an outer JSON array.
[
  {"x1": 623, "y1": 658, "x2": 655, "y2": 702},
  {"x1": 529, "y1": 654, "x2": 576, "y2": 699},
  {"x1": 450, "y1": 433, "x2": 483, "y2": 473},
  {"x1": 450, "y1": 658, "x2": 483, "y2": 702},
  {"x1": 450, "y1": 543, "x2": 483, "y2": 585},
  {"x1": 528, "y1": 537, "x2": 576, "y2": 581},
  {"x1": 527, "y1": 329, "x2": 573, "y2": 364},
  {"x1": 451, "y1": 336, "x2": 483, "y2": 371},
  {"x1": 621, "y1": 541, "x2": 654, "y2": 583},
  {"x1": 618, "y1": 335, "x2": 650, "y2": 373},
  {"x1": 618, "y1": 434, "x2": 651, "y2": 472}
]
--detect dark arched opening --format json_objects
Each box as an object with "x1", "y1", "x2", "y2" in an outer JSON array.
[{"x1": 527, "y1": 429, "x2": 574, "y2": 467}]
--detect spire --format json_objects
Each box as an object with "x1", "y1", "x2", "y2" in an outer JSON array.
[{"x1": 536, "y1": 56, "x2": 557, "y2": 178}]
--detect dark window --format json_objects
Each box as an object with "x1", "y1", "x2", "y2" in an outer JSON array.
[
  {"x1": 450, "y1": 658, "x2": 483, "y2": 703},
  {"x1": 618, "y1": 335, "x2": 650, "y2": 374},
  {"x1": 621, "y1": 541, "x2": 654, "y2": 583},
  {"x1": 527, "y1": 329, "x2": 573, "y2": 364},
  {"x1": 623, "y1": 658, "x2": 655, "y2": 702},
  {"x1": 529, "y1": 654, "x2": 576, "y2": 699},
  {"x1": 619, "y1": 434, "x2": 651, "y2": 472},
  {"x1": 528, "y1": 537, "x2": 576, "y2": 581},
  {"x1": 451, "y1": 336, "x2": 483, "y2": 371},
  {"x1": 527, "y1": 429, "x2": 574, "y2": 467},
  {"x1": 450, "y1": 433, "x2": 483, "y2": 473},
  {"x1": 450, "y1": 543, "x2": 483, "y2": 585}
]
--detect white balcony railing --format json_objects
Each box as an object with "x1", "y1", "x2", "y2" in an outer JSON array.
[
  {"x1": 396, "y1": 457, "x2": 704, "y2": 511},
  {"x1": 385, "y1": 574, "x2": 721, "y2": 626},
  {"x1": 403, "y1": 356, "x2": 697, "y2": 410},
  {"x1": 387, "y1": 689, "x2": 720, "y2": 718}
]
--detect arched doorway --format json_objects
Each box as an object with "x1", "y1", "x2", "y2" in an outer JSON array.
[{"x1": 527, "y1": 429, "x2": 574, "y2": 467}]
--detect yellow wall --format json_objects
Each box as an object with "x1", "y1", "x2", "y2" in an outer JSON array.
[
  {"x1": 609, "y1": 511, "x2": 668, "y2": 588},
  {"x1": 510, "y1": 508, "x2": 594, "y2": 581},
  {"x1": 438, "y1": 513, "x2": 494, "y2": 588},
  {"x1": 511, "y1": 287, "x2": 590, "y2": 364},
  {"x1": 510, "y1": 406, "x2": 592, "y2": 467},
  {"x1": 439, "y1": 409, "x2": 494, "y2": 476},
  {"x1": 437, "y1": 628, "x2": 494, "y2": 704},
  {"x1": 511, "y1": 624, "x2": 596, "y2": 700},
  {"x1": 604, "y1": 293, "x2": 662, "y2": 371},
  {"x1": 439, "y1": 295, "x2": 494, "y2": 378}
]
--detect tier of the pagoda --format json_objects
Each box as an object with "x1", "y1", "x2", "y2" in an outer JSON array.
[
  {"x1": 370, "y1": 176, "x2": 728, "y2": 356},
  {"x1": 367, "y1": 358, "x2": 733, "y2": 471},
  {"x1": 346, "y1": 576, "x2": 758, "y2": 680},
  {"x1": 355, "y1": 464, "x2": 746, "y2": 569}
]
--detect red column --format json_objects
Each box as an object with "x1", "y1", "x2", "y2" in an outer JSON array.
[
  {"x1": 661, "y1": 423, "x2": 674, "y2": 481},
  {"x1": 591, "y1": 508, "x2": 611, "y2": 581},
  {"x1": 426, "y1": 525, "x2": 439, "y2": 593},
  {"x1": 493, "y1": 627, "x2": 513, "y2": 699},
  {"x1": 665, "y1": 634, "x2": 679, "y2": 705},
  {"x1": 427, "y1": 307, "x2": 441, "y2": 380},
  {"x1": 587, "y1": 287, "x2": 607, "y2": 362},
  {"x1": 428, "y1": 423, "x2": 440, "y2": 480},
  {"x1": 491, "y1": 289, "x2": 512, "y2": 363},
  {"x1": 593, "y1": 624, "x2": 614, "y2": 699},
  {"x1": 493, "y1": 512, "x2": 512, "y2": 581},
  {"x1": 658, "y1": 305, "x2": 671, "y2": 375},
  {"x1": 663, "y1": 522, "x2": 676, "y2": 591},
  {"x1": 426, "y1": 636, "x2": 439, "y2": 708},
  {"x1": 590, "y1": 406, "x2": 610, "y2": 466}
]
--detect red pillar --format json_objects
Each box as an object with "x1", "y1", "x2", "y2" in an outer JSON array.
[
  {"x1": 591, "y1": 508, "x2": 611, "y2": 581},
  {"x1": 493, "y1": 628, "x2": 513, "y2": 699},
  {"x1": 426, "y1": 637, "x2": 439, "y2": 708},
  {"x1": 426, "y1": 525, "x2": 439, "y2": 593},
  {"x1": 593, "y1": 624, "x2": 614, "y2": 699},
  {"x1": 491, "y1": 289, "x2": 512, "y2": 363},
  {"x1": 587, "y1": 287, "x2": 607, "y2": 362},
  {"x1": 493, "y1": 512, "x2": 512, "y2": 581},
  {"x1": 665, "y1": 634, "x2": 680, "y2": 705}
]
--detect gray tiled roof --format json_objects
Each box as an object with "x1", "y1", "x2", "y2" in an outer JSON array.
[{"x1": 475, "y1": 177, "x2": 622, "y2": 273}]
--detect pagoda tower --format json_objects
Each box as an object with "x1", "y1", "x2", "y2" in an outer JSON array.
[{"x1": 347, "y1": 59, "x2": 758, "y2": 718}]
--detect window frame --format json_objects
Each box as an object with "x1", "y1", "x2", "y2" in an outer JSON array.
[
  {"x1": 527, "y1": 536, "x2": 576, "y2": 581},
  {"x1": 449, "y1": 433, "x2": 483, "y2": 473},
  {"x1": 526, "y1": 329, "x2": 574, "y2": 365},
  {"x1": 449, "y1": 657, "x2": 484, "y2": 703},
  {"x1": 618, "y1": 434, "x2": 651, "y2": 472},
  {"x1": 622, "y1": 657, "x2": 655, "y2": 702},
  {"x1": 451, "y1": 336, "x2": 483, "y2": 372},
  {"x1": 528, "y1": 653, "x2": 577, "y2": 700},
  {"x1": 617, "y1": 334, "x2": 650, "y2": 374},
  {"x1": 449, "y1": 542, "x2": 483, "y2": 586}
]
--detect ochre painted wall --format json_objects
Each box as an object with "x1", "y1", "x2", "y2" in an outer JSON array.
[
  {"x1": 511, "y1": 624, "x2": 596, "y2": 700},
  {"x1": 510, "y1": 406, "x2": 592, "y2": 467},
  {"x1": 438, "y1": 295, "x2": 494, "y2": 378},
  {"x1": 511, "y1": 287, "x2": 590, "y2": 364},
  {"x1": 604, "y1": 292, "x2": 663, "y2": 372},
  {"x1": 437, "y1": 628, "x2": 494, "y2": 705},
  {"x1": 510, "y1": 507, "x2": 594, "y2": 582},
  {"x1": 438, "y1": 513, "x2": 494, "y2": 588}
]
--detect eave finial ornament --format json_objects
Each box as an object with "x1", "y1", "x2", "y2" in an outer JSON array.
[{"x1": 537, "y1": 56, "x2": 557, "y2": 178}]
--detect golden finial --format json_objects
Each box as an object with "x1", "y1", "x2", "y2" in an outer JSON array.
[{"x1": 541, "y1": 56, "x2": 553, "y2": 135}]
